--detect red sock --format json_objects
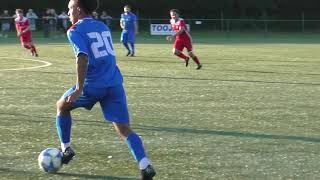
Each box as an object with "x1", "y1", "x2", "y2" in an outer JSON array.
[
  {"x1": 176, "y1": 53, "x2": 188, "y2": 60},
  {"x1": 192, "y1": 56, "x2": 200, "y2": 65},
  {"x1": 30, "y1": 45, "x2": 37, "y2": 54}
]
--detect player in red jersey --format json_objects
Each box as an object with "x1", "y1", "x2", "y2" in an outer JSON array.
[
  {"x1": 167, "y1": 9, "x2": 202, "y2": 70},
  {"x1": 14, "y1": 9, "x2": 38, "y2": 57}
]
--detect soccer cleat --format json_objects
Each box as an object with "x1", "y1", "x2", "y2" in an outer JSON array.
[
  {"x1": 141, "y1": 165, "x2": 156, "y2": 180},
  {"x1": 35, "y1": 53, "x2": 39, "y2": 57},
  {"x1": 126, "y1": 51, "x2": 131, "y2": 56},
  {"x1": 185, "y1": 57, "x2": 189, "y2": 67},
  {"x1": 130, "y1": 53, "x2": 135, "y2": 57},
  {"x1": 61, "y1": 147, "x2": 75, "y2": 164},
  {"x1": 196, "y1": 64, "x2": 202, "y2": 70}
]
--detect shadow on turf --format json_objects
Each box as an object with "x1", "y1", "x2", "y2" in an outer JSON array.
[
  {"x1": 4, "y1": 70, "x2": 320, "y2": 85},
  {"x1": 135, "y1": 125, "x2": 320, "y2": 143},
  {"x1": 1, "y1": 111, "x2": 320, "y2": 143},
  {"x1": 124, "y1": 75, "x2": 320, "y2": 86},
  {"x1": 0, "y1": 167, "x2": 138, "y2": 180},
  {"x1": 57, "y1": 172, "x2": 139, "y2": 180}
]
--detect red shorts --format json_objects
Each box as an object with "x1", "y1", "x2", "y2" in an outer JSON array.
[
  {"x1": 20, "y1": 32, "x2": 32, "y2": 44},
  {"x1": 173, "y1": 38, "x2": 193, "y2": 52}
]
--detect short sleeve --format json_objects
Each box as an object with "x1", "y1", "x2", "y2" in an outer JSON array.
[
  {"x1": 120, "y1": 14, "x2": 124, "y2": 23},
  {"x1": 67, "y1": 29, "x2": 89, "y2": 57}
]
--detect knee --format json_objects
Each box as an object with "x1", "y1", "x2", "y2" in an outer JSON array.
[
  {"x1": 114, "y1": 123, "x2": 133, "y2": 140},
  {"x1": 56, "y1": 99, "x2": 71, "y2": 116},
  {"x1": 188, "y1": 51, "x2": 195, "y2": 58},
  {"x1": 172, "y1": 49, "x2": 178, "y2": 55},
  {"x1": 119, "y1": 127, "x2": 132, "y2": 138},
  {"x1": 23, "y1": 44, "x2": 30, "y2": 49}
]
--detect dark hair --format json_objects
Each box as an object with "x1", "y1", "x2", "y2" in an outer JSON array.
[
  {"x1": 170, "y1": 9, "x2": 180, "y2": 15},
  {"x1": 76, "y1": 0, "x2": 99, "y2": 14},
  {"x1": 15, "y1": 9, "x2": 23, "y2": 13}
]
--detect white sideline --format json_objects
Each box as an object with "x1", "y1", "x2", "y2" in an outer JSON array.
[{"x1": 0, "y1": 56, "x2": 52, "y2": 71}]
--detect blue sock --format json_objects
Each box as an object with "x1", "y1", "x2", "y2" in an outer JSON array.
[
  {"x1": 129, "y1": 43, "x2": 135, "y2": 54},
  {"x1": 123, "y1": 42, "x2": 130, "y2": 52},
  {"x1": 126, "y1": 133, "x2": 146, "y2": 162},
  {"x1": 56, "y1": 115, "x2": 72, "y2": 143}
]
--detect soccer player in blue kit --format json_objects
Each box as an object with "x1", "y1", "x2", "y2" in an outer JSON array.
[
  {"x1": 56, "y1": 0, "x2": 156, "y2": 179},
  {"x1": 120, "y1": 5, "x2": 138, "y2": 57}
]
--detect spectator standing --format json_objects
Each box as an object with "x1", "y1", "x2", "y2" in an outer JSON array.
[
  {"x1": 50, "y1": 9, "x2": 58, "y2": 37},
  {"x1": 100, "y1": 11, "x2": 112, "y2": 27},
  {"x1": 92, "y1": 11, "x2": 99, "y2": 20},
  {"x1": 26, "y1": 9, "x2": 38, "y2": 31},
  {"x1": 42, "y1": 8, "x2": 53, "y2": 38},
  {"x1": 0, "y1": 10, "x2": 12, "y2": 38},
  {"x1": 58, "y1": 11, "x2": 69, "y2": 33}
]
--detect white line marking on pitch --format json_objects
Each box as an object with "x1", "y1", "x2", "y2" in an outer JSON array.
[{"x1": 0, "y1": 56, "x2": 52, "y2": 71}]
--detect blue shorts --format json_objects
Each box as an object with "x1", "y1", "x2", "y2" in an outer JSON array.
[
  {"x1": 121, "y1": 30, "x2": 135, "y2": 43},
  {"x1": 63, "y1": 84, "x2": 130, "y2": 123}
]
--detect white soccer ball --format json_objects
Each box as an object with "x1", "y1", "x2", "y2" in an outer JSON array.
[{"x1": 38, "y1": 148, "x2": 62, "y2": 173}]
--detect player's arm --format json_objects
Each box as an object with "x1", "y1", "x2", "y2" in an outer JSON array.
[
  {"x1": 15, "y1": 22, "x2": 21, "y2": 37},
  {"x1": 66, "y1": 53, "x2": 88, "y2": 103},
  {"x1": 20, "y1": 26, "x2": 30, "y2": 35},
  {"x1": 167, "y1": 20, "x2": 186, "y2": 41},
  {"x1": 120, "y1": 15, "x2": 125, "y2": 29},
  {"x1": 66, "y1": 30, "x2": 89, "y2": 103},
  {"x1": 167, "y1": 27, "x2": 185, "y2": 41},
  {"x1": 75, "y1": 54, "x2": 88, "y2": 92},
  {"x1": 120, "y1": 22, "x2": 124, "y2": 29},
  {"x1": 172, "y1": 26, "x2": 185, "y2": 38}
]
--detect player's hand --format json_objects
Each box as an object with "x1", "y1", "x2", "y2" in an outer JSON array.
[
  {"x1": 17, "y1": 32, "x2": 21, "y2": 37},
  {"x1": 166, "y1": 36, "x2": 173, "y2": 41},
  {"x1": 66, "y1": 89, "x2": 82, "y2": 103}
]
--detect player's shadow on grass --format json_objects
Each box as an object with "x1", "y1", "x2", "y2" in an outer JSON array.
[
  {"x1": 125, "y1": 74, "x2": 320, "y2": 86},
  {"x1": 2, "y1": 112, "x2": 320, "y2": 143},
  {"x1": 134, "y1": 125, "x2": 320, "y2": 143},
  {"x1": 0, "y1": 167, "x2": 138, "y2": 180},
  {"x1": 57, "y1": 172, "x2": 139, "y2": 180}
]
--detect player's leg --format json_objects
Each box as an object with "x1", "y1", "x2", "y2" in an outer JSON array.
[
  {"x1": 29, "y1": 40, "x2": 38, "y2": 57},
  {"x1": 129, "y1": 42, "x2": 135, "y2": 56},
  {"x1": 173, "y1": 48, "x2": 189, "y2": 67},
  {"x1": 21, "y1": 42, "x2": 31, "y2": 50},
  {"x1": 56, "y1": 87, "x2": 76, "y2": 155},
  {"x1": 187, "y1": 51, "x2": 202, "y2": 69},
  {"x1": 173, "y1": 40, "x2": 189, "y2": 66},
  {"x1": 56, "y1": 86, "x2": 96, "y2": 164},
  {"x1": 21, "y1": 36, "x2": 31, "y2": 50},
  {"x1": 186, "y1": 42, "x2": 202, "y2": 69},
  {"x1": 128, "y1": 31, "x2": 135, "y2": 56},
  {"x1": 21, "y1": 34, "x2": 36, "y2": 56},
  {"x1": 113, "y1": 123, "x2": 156, "y2": 179},
  {"x1": 100, "y1": 85, "x2": 156, "y2": 179},
  {"x1": 121, "y1": 31, "x2": 131, "y2": 56}
]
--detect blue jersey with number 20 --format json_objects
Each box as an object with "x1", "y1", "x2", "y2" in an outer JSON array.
[{"x1": 67, "y1": 18, "x2": 123, "y2": 88}]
